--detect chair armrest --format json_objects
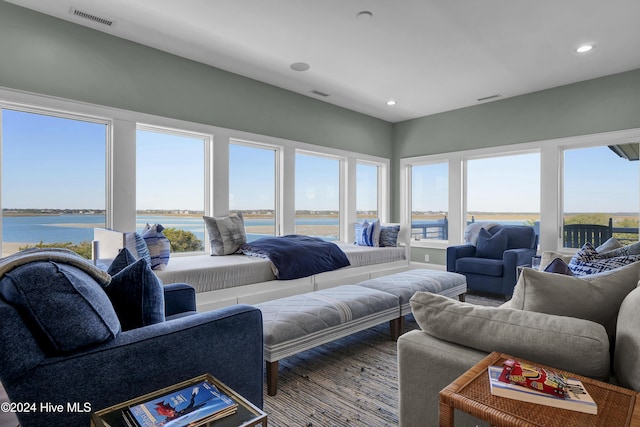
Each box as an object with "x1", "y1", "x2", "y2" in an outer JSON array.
[
  {"x1": 502, "y1": 248, "x2": 537, "y2": 294},
  {"x1": 446, "y1": 244, "x2": 476, "y2": 272},
  {"x1": 163, "y1": 282, "x2": 196, "y2": 316},
  {"x1": 17, "y1": 304, "x2": 263, "y2": 427}
]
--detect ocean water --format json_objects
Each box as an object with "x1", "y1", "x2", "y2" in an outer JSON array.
[{"x1": 1, "y1": 214, "x2": 340, "y2": 244}]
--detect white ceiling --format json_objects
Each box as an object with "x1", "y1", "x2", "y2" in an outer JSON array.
[{"x1": 7, "y1": 0, "x2": 640, "y2": 122}]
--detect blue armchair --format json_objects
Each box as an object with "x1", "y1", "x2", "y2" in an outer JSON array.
[
  {"x1": 0, "y1": 255, "x2": 263, "y2": 427},
  {"x1": 446, "y1": 224, "x2": 538, "y2": 297}
]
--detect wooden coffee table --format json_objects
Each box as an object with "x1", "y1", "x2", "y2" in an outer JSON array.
[{"x1": 439, "y1": 351, "x2": 640, "y2": 427}]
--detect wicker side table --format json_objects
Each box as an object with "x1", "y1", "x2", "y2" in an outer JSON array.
[{"x1": 439, "y1": 352, "x2": 640, "y2": 427}]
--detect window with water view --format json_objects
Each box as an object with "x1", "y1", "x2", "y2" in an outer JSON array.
[
  {"x1": 356, "y1": 163, "x2": 379, "y2": 220},
  {"x1": 1, "y1": 108, "x2": 107, "y2": 258},
  {"x1": 411, "y1": 162, "x2": 448, "y2": 240},
  {"x1": 136, "y1": 127, "x2": 206, "y2": 253}
]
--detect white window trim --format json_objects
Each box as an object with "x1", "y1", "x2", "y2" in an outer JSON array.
[
  {"x1": 401, "y1": 127, "x2": 640, "y2": 251},
  {"x1": 0, "y1": 86, "x2": 389, "y2": 251}
]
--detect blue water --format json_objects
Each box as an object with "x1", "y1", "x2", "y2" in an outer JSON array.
[{"x1": 1, "y1": 214, "x2": 340, "y2": 244}]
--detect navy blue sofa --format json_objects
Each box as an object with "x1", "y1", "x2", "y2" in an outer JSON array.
[
  {"x1": 446, "y1": 225, "x2": 538, "y2": 297},
  {"x1": 0, "y1": 260, "x2": 263, "y2": 427}
]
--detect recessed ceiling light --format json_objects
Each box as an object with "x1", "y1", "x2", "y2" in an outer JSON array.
[
  {"x1": 386, "y1": 99, "x2": 397, "y2": 106},
  {"x1": 357, "y1": 11, "x2": 373, "y2": 20},
  {"x1": 576, "y1": 44, "x2": 594, "y2": 53},
  {"x1": 290, "y1": 62, "x2": 310, "y2": 72}
]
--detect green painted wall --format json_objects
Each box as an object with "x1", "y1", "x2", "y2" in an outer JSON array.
[
  {"x1": 392, "y1": 68, "x2": 640, "y2": 221},
  {"x1": 0, "y1": 1, "x2": 392, "y2": 158}
]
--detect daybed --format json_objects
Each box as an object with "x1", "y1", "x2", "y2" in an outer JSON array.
[
  {"x1": 398, "y1": 257, "x2": 640, "y2": 427},
  {"x1": 94, "y1": 225, "x2": 410, "y2": 311}
]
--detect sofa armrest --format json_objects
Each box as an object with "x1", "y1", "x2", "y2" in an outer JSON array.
[
  {"x1": 13, "y1": 304, "x2": 263, "y2": 427},
  {"x1": 163, "y1": 282, "x2": 196, "y2": 316},
  {"x1": 446, "y1": 244, "x2": 476, "y2": 272}
]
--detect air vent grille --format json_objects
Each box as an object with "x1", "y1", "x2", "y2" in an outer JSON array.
[
  {"x1": 477, "y1": 94, "x2": 501, "y2": 102},
  {"x1": 70, "y1": 7, "x2": 116, "y2": 27},
  {"x1": 310, "y1": 89, "x2": 330, "y2": 97}
]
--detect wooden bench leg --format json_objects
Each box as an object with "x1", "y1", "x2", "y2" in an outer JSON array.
[
  {"x1": 389, "y1": 316, "x2": 404, "y2": 340},
  {"x1": 266, "y1": 361, "x2": 278, "y2": 396},
  {"x1": 458, "y1": 293, "x2": 466, "y2": 302}
]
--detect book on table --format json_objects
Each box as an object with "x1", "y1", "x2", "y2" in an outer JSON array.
[
  {"x1": 125, "y1": 379, "x2": 237, "y2": 427},
  {"x1": 488, "y1": 365, "x2": 598, "y2": 414}
]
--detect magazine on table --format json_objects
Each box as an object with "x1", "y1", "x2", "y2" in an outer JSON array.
[
  {"x1": 488, "y1": 365, "x2": 598, "y2": 414},
  {"x1": 125, "y1": 379, "x2": 237, "y2": 427}
]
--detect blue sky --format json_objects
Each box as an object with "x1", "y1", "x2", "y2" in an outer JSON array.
[{"x1": 2, "y1": 109, "x2": 638, "y2": 214}]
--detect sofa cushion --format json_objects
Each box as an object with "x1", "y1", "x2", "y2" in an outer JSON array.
[
  {"x1": 600, "y1": 240, "x2": 640, "y2": 258},
  {"x1": 409, "y1": 291, "x2": 610, "y2": 380},
  {"x1": 615, "y1": 287, "x2": 640, "y2": 391},
  {"x1": 510, "y1": 263, "x2": 640, "y2": 340},
  {"x1": 475, "y1": 227, "x2": 507, "y2": 259},
  {"x1": 596, "y1": 237, "x2": 624, "y2": 253},
  {"x1": 104, "y1": 258, "x2": 165, "y2": 331},
  {"x1": 203, "y1": 212, "x2": 247, "y2": 255},
  {"x1": 456, "y1": 257, "x2": 503, "y2": 277},
  {"x1": 141, "y1": 223, "x2": 171, "y2": 270},
  {"x1": 0, "y1": 261, "x2": 120, "y2": 354}
]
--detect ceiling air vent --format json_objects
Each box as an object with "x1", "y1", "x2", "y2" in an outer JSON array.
[
  {"x1": 70, "y1": 7, "x2": 116, "y2": 27},
  {"x1": 477, "y1": 94, "x2": 501, "y2": 102},
  {"x1": 310, "y1": 90, "x2": 330, "y2": 97}
]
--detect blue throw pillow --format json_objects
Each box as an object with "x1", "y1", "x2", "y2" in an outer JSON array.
[
  {"x1": 105, "y1": 258, "x2": 165, "y2": 331},
  {"x1": 354, "y1": 220, "x2": 380, "y2": 246},
  {"x1": 475, "y1": 228, "x2": 508, "y2": 259},
  {"x1": 569, "y1": 242, "x2": 640, "y2": 276},
  {"x1": 543, "y1": 257, "x2": 574, "y2": 276},
  {"x1": 379, "y1": 225, "x2": 401, "y2": 247},
  {"x1": 107, "y1": 247, "x2": 137, "y2": 276},
  {"x1": 125, "y1": 232, "x2": 152, "y2": 266},
  {"x1": 0, "y1": 261, "x2": 120, "y2": 354}
]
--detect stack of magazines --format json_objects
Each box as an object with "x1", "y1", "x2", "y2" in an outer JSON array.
[
  {"x1": 123, "y1": 379, "x2": 238, "y2": 427},
  {"x1": 488, "y1": 364, "x2": 597, "y2": 414}
]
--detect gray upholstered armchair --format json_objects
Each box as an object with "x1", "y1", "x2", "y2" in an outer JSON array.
[
  {"x1": 446, "y1": 224, "x2": 538, "y2": 297},
  {"x1": 0, "y1": 249, "x2": 263, "y2": 427}
]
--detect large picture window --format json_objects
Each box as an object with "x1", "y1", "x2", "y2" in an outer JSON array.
[
  {"x1": 411, "y1": 162, "x2": 448, "y2": 240},
  {"x1": 356, "y1": 163, "x2": 379, "y2": 220},
  {"x1": 229, "y1": 142, "x2": 277, "y2": 241},
  {"x1": 136, "y1": 127, "x2": 206, "y2": 253},
  {"x1": 1, "y1": 108, "x2": 107, "y2": 258},
  {"x1": 295, "y1": 152, "x2": 341, "y2": 240},
  {"x1": 466, "y1": 152, "x2": 540, "y2": 232},
  {"x1": 563, "y1": 144, "x2": 639, "y2": 248}
]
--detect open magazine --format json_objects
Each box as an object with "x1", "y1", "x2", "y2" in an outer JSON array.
[{"x1": 126, "y1": 379, "x2": 237, "y2": 427}]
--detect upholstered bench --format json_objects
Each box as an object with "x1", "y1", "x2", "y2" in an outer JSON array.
[
  {"x1": 356, "y1": 269, "x2": 467, "y2": 334},
  {"x1": 257, "y1": 285, "x2": 400, "y2": 395}
]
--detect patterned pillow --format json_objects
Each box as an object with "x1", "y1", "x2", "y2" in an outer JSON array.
[
  {"x1": 141, "y1": 224, "x2": 171, "y2": 270},
  {"x1": 379, "y1": 225, "x2": 401, "y2": 247},
  {"x1": 354, "y1": 220, "x2": 380, "y2": 246},
  {"x1": 569, "y1": 242, "x2": 640, "y2": 276},
  {"x1": 203, "y1": 212, "x2": 247, "y2": 255},
  {"x1": 124, "y1": 232, "x2": 152, "y2": 266}
]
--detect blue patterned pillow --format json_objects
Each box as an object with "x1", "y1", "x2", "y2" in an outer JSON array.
[
  {"x1": 569, "y1": 242, "x2": 640, "y2": 276},
  {"x1": 125, "y1": 232, "x2": 152, "y2": 266},
  {"x1": 354, "y1": 220, "x2": 380, "y2": 246},
  {"x1": 379, "y1": 225, "x2": 401, "y2": 247},
  {"x1": 141, "y1": 224, "x2": 171, "y2": 270}
]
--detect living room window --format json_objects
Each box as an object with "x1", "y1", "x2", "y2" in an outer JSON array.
[
  {"x1": 411, "y1": 162, "x2": 449, "y2": 241},
  {"x1": 295, "y1": 152, "x2": 341, "y2": 240},
  {"x1": 136, "y1": 126, "x2": 207, "y2": 253},
  {"x1": 229, "y1": 141, "x2": 277, "y2": 241},
  {"x1": 465, "y1": 152, "x2": 540, "y2": 232},
  {"x1": 356, "y1": 162, "x2": 379, "y2": 220},
  {"x1": 562, "y1": 144, "x2": 639, "y2": 248},
  {"x1": 1, "y1": 108, "x2": 107, "y2": 258}
]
